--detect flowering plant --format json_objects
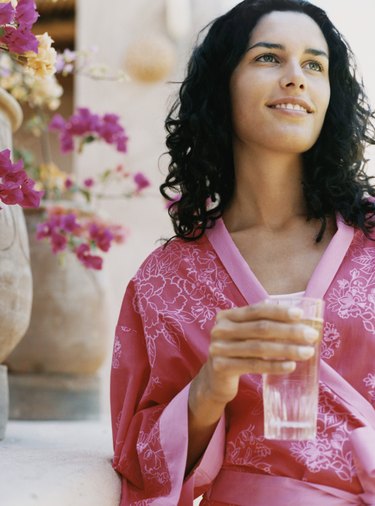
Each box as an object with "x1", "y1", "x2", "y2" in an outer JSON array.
[
  {"x1": 13, "y1": 102, "x2": 151, "y2": 269},
  {"x1": 36, "y1": 206, "x2": 127, "y2": 271},
  {"x1": 0, "y1": 0, "x2": 56, "y2": 77},
  {"x1": 0, "y1": 1, "x2": 57, "y2": 212},
  {"x1": 1, "y1": 25, "x2": 151, "y2": 269},
  {"x1": 0, "y1": 147, "x2": 42, "y2": 208},
  {"x1": 0, "y1": 2, "x2": 150, "y2": 269}
]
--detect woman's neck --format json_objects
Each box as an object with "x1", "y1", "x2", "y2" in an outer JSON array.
[{"x1": 224, "y1": 145, "x2": 307, "y2": 232}]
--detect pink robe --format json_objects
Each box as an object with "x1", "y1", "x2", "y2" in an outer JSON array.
[{"x1": 110, "y1": 215, "x2": 375, "y2": 505}]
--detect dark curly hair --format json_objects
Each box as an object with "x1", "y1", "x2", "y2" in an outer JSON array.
[{"x1": 160, "y1": 0, "x2": 375, "y2": 242}]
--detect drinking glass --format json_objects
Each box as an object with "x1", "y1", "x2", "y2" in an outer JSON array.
[{"x1": 263, "y1": 297, "x2": 324, "y2": 440}]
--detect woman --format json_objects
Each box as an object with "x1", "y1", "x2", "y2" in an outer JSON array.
[{"x1": 111, "y1": 0, "x2": 375, "y2": 504}]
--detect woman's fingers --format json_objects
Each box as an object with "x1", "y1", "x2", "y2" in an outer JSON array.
[
  {"x1": 210, "y1": 339, "x2": 315, "y2": 361},
  {"x1": 211, "y1": 318, "x2": 319, "y2": 344},
  {"x1": 208, "y1": 303, "x2": 320, "y2": 383},
  {"x1": 210, "y1": 356, "x2": 297, "y2": 375},
  {"x1": 216, "y1": 302, "x2": 302, "y2": 324}
]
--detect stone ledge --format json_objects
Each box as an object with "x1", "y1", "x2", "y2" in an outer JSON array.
[{"x1": 0, "y1": 420, "x2": 121, "y2": 506}]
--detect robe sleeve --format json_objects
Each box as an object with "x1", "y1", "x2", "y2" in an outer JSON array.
[{"x1": 110, "y1": 279, "x2": 226, "y2": 505}]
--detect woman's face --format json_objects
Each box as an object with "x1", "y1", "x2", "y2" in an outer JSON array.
[{"x1": 229, "y1": 10, "x2": 331, "y2": 155}]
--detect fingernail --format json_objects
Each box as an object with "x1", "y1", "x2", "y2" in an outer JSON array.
[
  {"x1": 304, "y1": 327, "x2": 319, "y2": 341},
  {"x1": 299, "y1": 346, "x2": 315, "y2": 359},
  {"x1": 288, "y1": 307, "x2": 303, "y2": 318}
]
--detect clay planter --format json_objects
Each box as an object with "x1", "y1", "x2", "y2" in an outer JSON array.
[
  {"x1": 7, "y1": 206, "x2": 112, "y2": 376},
  {"x1": 0, "y1": 88, "x2": 28, "y2": 439},
  {"x1": 0, "y1": 204, "x2": 33, "y2": 364}
]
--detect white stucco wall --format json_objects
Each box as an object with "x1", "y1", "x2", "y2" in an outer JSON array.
[{"x1": 75, "y1": 1, "x2": 228, "y2": 324}]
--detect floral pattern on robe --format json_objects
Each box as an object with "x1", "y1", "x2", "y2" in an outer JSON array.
[{"x1": 111, "y1": 220, "x2": 374, "y2": 505}]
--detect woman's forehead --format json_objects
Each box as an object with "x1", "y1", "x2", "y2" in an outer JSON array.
[{"x1": 248, "y1": 10, "x2": 329, "y2": 54}]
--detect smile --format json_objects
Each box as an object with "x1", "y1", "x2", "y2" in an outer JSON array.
[{"x1": 270, "y1": 103, "x2": 309, "y2": 113}]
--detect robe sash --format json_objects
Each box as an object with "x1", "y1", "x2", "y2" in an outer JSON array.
[{"x1": 206, "y1": 469, "x2": 367, "y2": 505}]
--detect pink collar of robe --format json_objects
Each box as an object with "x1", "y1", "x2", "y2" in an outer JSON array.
[{"x1": 205, "y1": 213, "x2": 355, "y2": 302}]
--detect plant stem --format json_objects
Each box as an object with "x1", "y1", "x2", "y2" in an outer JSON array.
[{"x1": 38, "y1": 107, "x2": 53, "y2": 164}]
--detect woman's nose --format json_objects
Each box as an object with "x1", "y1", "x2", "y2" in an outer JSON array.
[{"x1": 280, "y1": 62, "x2": 306, "y2": 90}]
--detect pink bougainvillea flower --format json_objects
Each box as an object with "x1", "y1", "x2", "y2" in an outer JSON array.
[
  {"x1": 35, "y1": 205, "x2": 129, "y2": 270},
  {"x1": 49, "y1": 113, "x2": 66, "y2": 130},
  {"x1": 49, "y1": 107, "x2": 128, "y2": 154},
  {"x1": 1, "y1": 25, "x2": 39, "y2": 54},
  {"x1": 64, "y1": 177, "x2": 74, "y2": 189},
  {"x1": 0, "y1": 150, "x2": 24, "y2": 183},
  {"x1": 36, "y1": 221, "x2": 52, "y2": 240},
  {"x1": 0, "y1": 149, "x2": 42, "y2": 208},
  {"x1": 19, "y1": 176, "x2": 44, "y2": 208},
  {"x1": 15, "y1": 0, "x2": 39, "y2": 28},
  {"x1": 99, "y1": 113, "x2": 128, "y2": 153},
  {"x1": 75, "y1": 243, "x2": 103, "y2": 270},
  {"x1": 50, "y1": 230, "x2": 67, "y2": 253},
  {"x1": 70, "y1": 107, "x2": 100, "y2": 135},
  {"x1": 83, "y1": 178, "x2": 94, "y2": 188},
  {"x1": 133, "y1": 172, "x2": 150, "y2": 192},
  {"x1": 0, "y1": 181, "x2": 24, "y2": 205},
  {"x1": 60, "y1": 212, "x2": 80, "y2": 233},
  {"x1": 89, "y1": 222, "x2": 113, "y2": 252},
  {"x1": 115, "y1": 135, "x2": 128, "y2": 153},
  {"x1": 0, "y1": 2, "x2": 15, "y2": 26},
  {"x1": 60, "y1": 132, "x2": 74, "y2": 153}
]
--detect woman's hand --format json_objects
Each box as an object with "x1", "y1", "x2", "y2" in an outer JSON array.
[
  {"x1": 197, "y1": 301, "x2": 320, "y2": 406},
  {"x1": 186, "y1": 301, "x2": 320, "y2": 472}
]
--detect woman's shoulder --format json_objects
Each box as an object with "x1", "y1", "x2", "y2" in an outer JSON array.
[{"x1": 132, "y1": 235, "x2": 213, "y2": 286}]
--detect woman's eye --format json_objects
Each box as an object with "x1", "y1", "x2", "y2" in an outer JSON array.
[
  {"x1": 306, "y1": 60, "x2": 323, "y2": 72},
  {"x1": 256, "y1": 53, "x2": 279, "y2": 64}
]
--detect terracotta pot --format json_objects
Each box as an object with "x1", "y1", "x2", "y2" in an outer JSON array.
[{"x1": 7, "y1": 207, "x2": 112, "y2": 375}]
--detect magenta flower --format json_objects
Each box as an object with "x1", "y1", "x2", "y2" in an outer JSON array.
[
  {"x1": 0, "y1": 149, "x2": 42, "y2": 208},
  {"x1": 36, "y1": 207, "x2": 126, "y2": 270},
  {"x1": 70, "y1": 108, "x2": 100, "y2": 135},
  {"x1": 20, "y1": 176, "x2": 44, "y2": 208},
  {"x1": 133, "y1": 172, "x2": 150, "y2": 192},
  {"x1": 60, "y1": 132, "x2": 74, "y2": 153},
  {"x1": 50, "y1": 231, "x2": 67, "y2": 253},
  {"x1": 49, "y1": 107, "x2": 128, "y2": 154},
  {"x1": 0, "y1": 152, "x2": 24, "y2": 183},
  {"x1": 15, "y1": 0, "x2": 39, "y2": 28},
  {"x1": 83, "y1": 178, "x2": 94, "y2": 188},
  {"x1": 36, "y1": 221, "x2": 53, "y2": 240},
  {"x1": 0, "y1": 181, "x2": 23, "y2": 205},
  {"x1": 49, "y1": 114, "x2": 66, "y2": 130},
  {"x1": 89, "y1": 222, "x2": 113, "y2": 252},
  {"x1": 64, "y1": 177, "x2": 74, "y2": 189},
  {"x1": 99, "y1": 114, "x2": 128, "y2": 153},
  {"x1": 1, "y1": 25, "x2": 38, "y2": 53},
  {"x1": 75, "y1": 243, "x2": 103, "y2": 270},
  {"x1": 0, "y1": 2, "x2": 15, "y2": 25},
  {"x1": 60, "y1": 212, "x2": 80, "y2": 233}
]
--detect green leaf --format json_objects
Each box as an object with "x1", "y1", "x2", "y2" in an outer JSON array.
[{"x1": 79, "y1": 188, "x2": 92, "y2": 203}]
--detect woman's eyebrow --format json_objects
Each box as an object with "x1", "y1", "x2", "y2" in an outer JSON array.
[{"x1": 247, "y1": 41, "x2": 328, "y2": 59}]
